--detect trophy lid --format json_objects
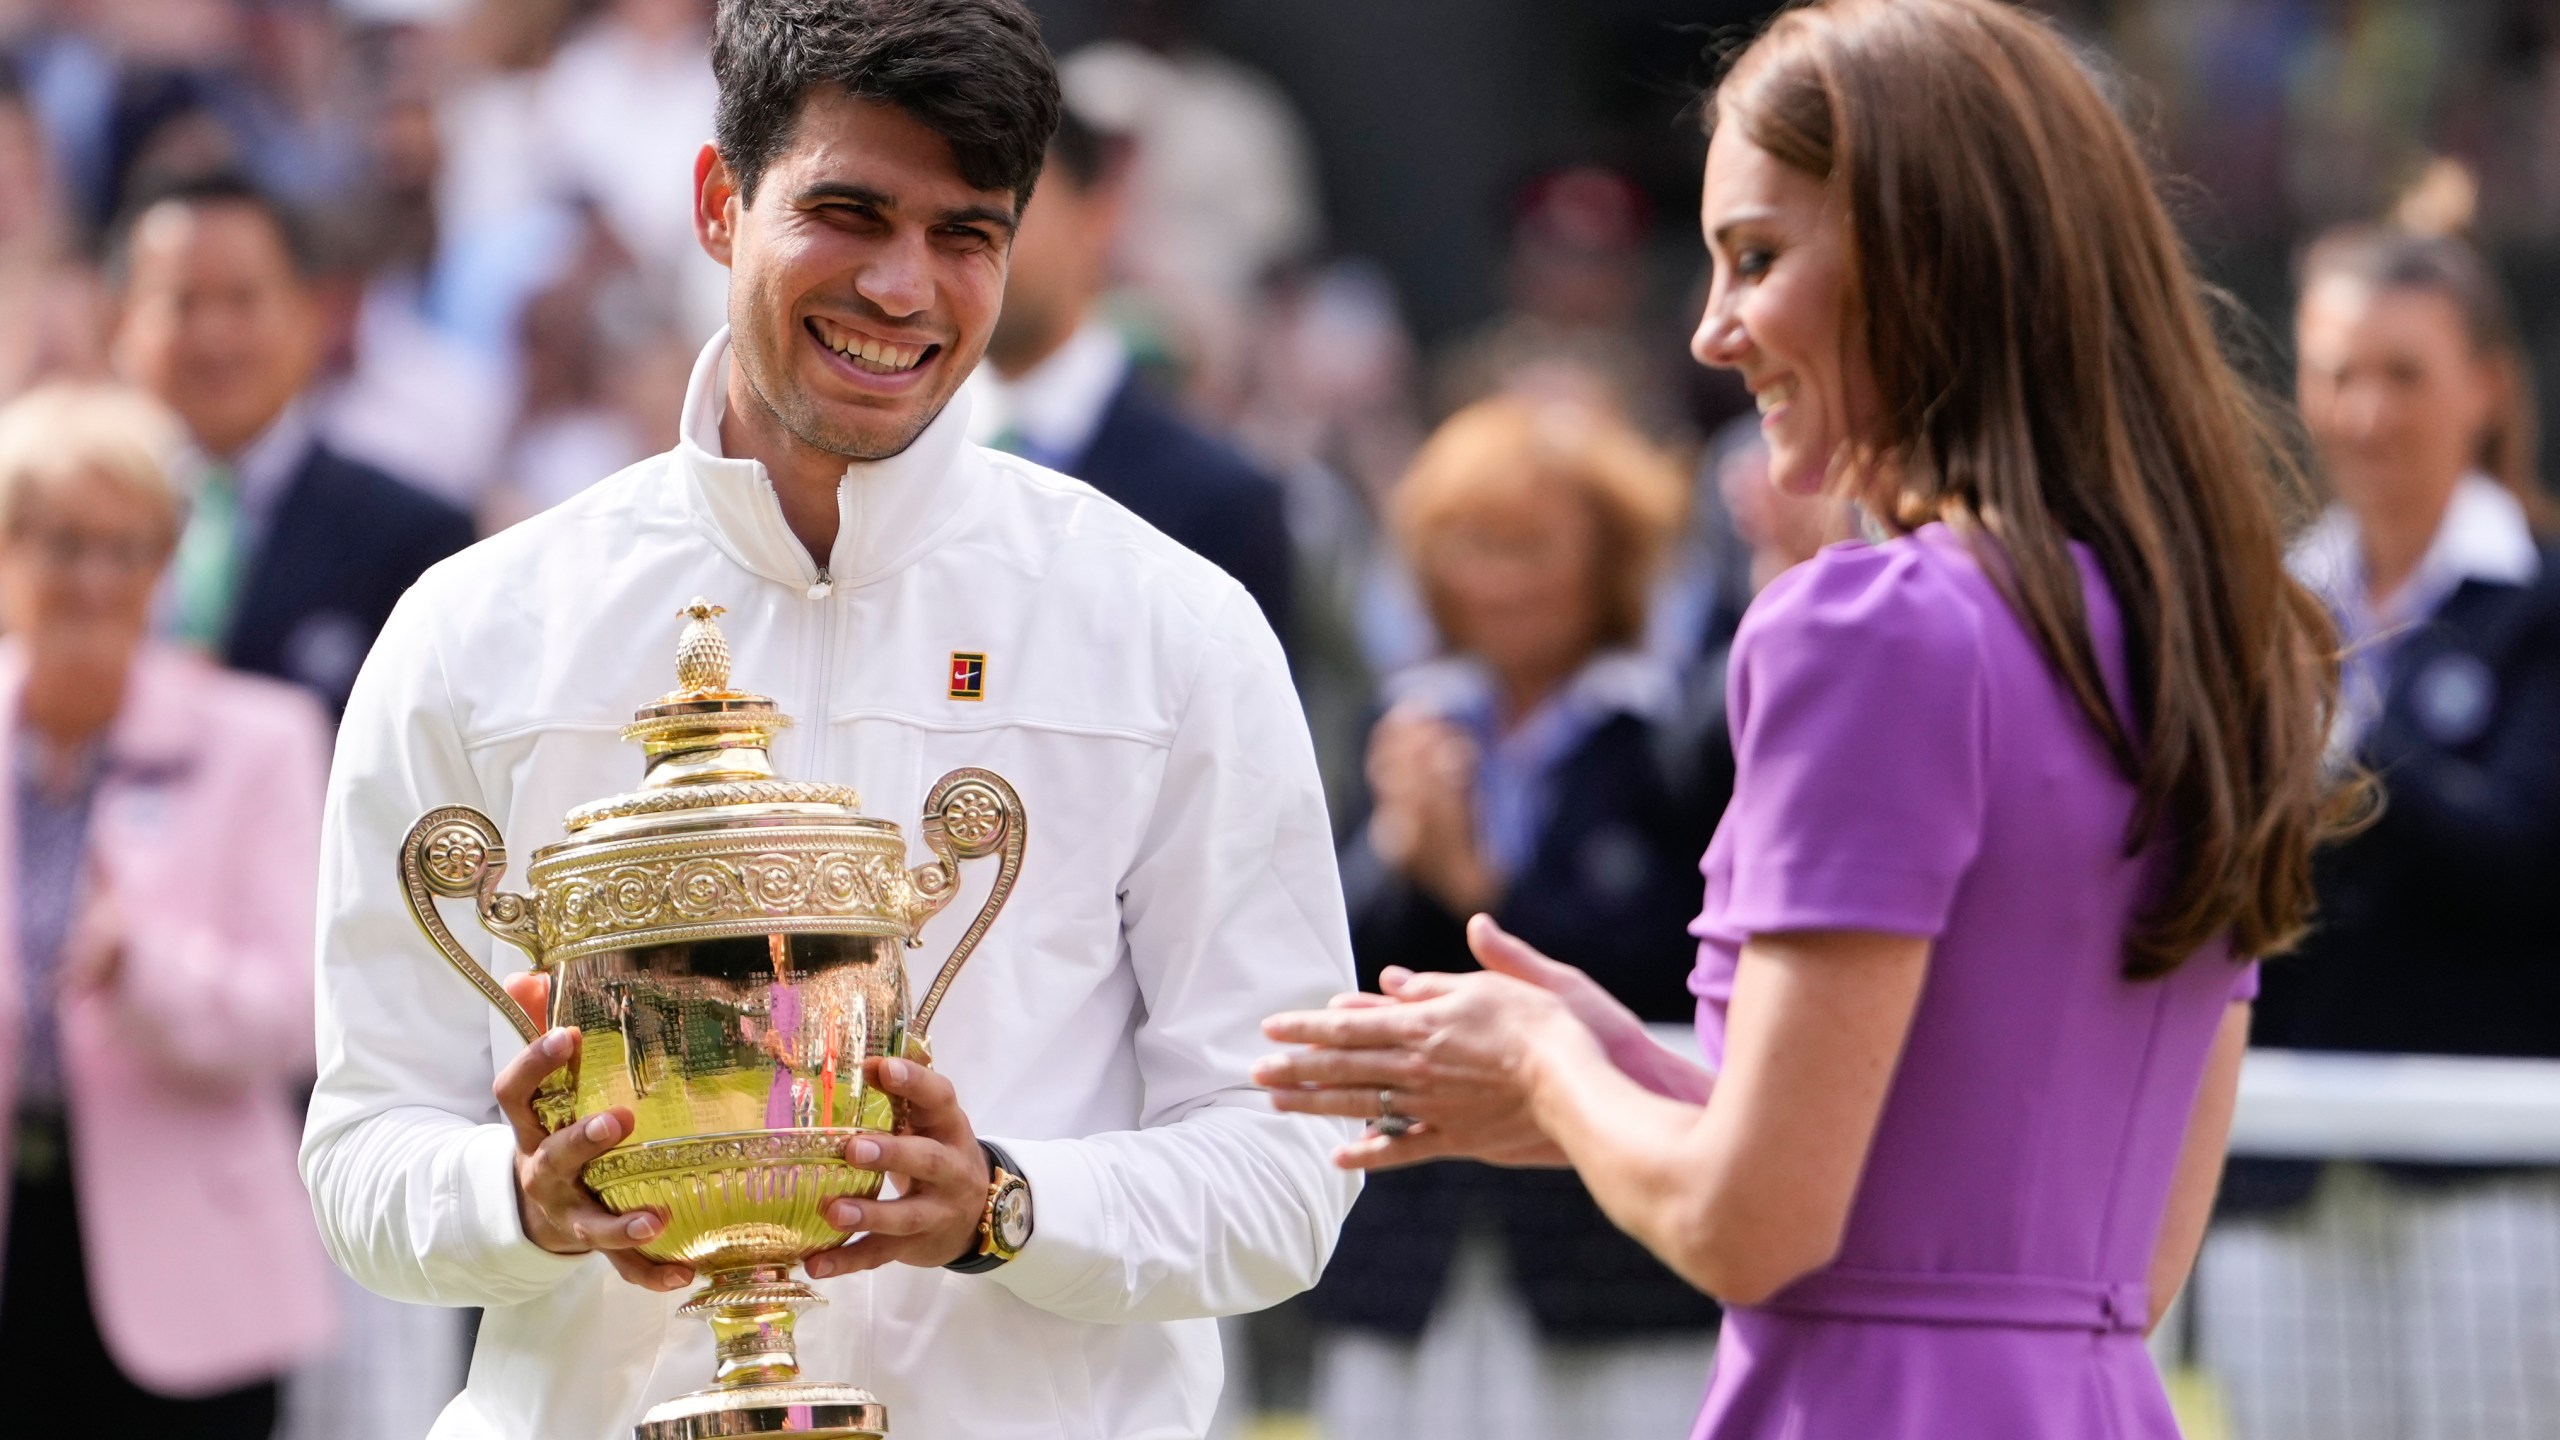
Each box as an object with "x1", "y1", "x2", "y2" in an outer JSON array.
[{"x1": 559, "y1": 599, "x2": 866, "y2": 834}]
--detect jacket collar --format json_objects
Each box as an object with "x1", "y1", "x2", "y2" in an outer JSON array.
[
  {"x1": 675, "y1": 328, "x2": 984, "y2": 594},
  {"x1": 2293, "y1": 472, "x2": 2542, "y2": 631}
]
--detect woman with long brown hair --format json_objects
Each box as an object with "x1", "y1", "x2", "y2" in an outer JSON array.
[{"x1": 1255, "y1": 2, "x2": 2346, "y2": 1435}]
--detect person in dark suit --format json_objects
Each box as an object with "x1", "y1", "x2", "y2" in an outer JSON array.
[
  {"x1": 1308, "y1": 394, "x2": 1723, "y2": 1440},
  {"x1": 2200, "y1": 223, "x2": 2560, "y2": 1440},
  {"x1": 108, "y1": 174, "x2": 473, "y2": 716},
  {"x1": 975, "y1": 109, "x2": 1292, "y2": 639}
]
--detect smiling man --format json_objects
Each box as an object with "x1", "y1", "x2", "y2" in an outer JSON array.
[{"x1": 297, "y1": 4, "x2": 1361, "y2": 1438}]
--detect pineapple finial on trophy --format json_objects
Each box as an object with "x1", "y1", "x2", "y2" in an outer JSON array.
[{"x1": 675, "y1": 599, "x2": 732, "y2": 695}]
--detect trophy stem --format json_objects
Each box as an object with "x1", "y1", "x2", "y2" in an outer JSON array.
[{"x1": 685, "y1": 1266, "x2": 821, "y2": 1388}]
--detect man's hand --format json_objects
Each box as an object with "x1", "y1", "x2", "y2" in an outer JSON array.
[
  {"x1": 494, "y1": 972, "x2": 692, "y2": 1291},
  {"x1": 807, "y1": 1056, "x2": 991, "y2": 1278}
]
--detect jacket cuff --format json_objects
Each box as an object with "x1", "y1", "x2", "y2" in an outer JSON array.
[
  {"x1": 452, "y1": 1123, "x2": 589, "y2": 1295},
  {"x1": 974, "y1": 1135, "x2": 1116, "y2": 1310}
]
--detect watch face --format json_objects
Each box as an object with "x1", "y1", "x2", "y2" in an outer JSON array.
[{"x1": 993, "y1": 1181, "x2": 1033, "y2": 1252}]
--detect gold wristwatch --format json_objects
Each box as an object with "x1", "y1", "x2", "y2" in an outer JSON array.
[{"x1": 945, "y1": 1140, "x2": 1033, "y2": 1273}]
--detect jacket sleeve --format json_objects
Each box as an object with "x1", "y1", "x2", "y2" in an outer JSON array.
[
  {"x1": 98, "y1": 689, "x2": 328, "y2": 1090},
  {"x1": 982, "y1": 588, "x2": 1362, "y2": 1324},
  {"x1": 298, "y1": 590, "x2": 588, "y2": 1308}
]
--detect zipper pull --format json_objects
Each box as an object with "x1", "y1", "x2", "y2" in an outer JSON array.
[{"x1": 807, "y1": 566, "x2": 833, "y2": 600}]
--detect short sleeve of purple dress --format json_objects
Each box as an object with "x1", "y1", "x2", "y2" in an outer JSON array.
[{"x1": 1687, "y1": 526, "x2": 2257, "y2": 1440}]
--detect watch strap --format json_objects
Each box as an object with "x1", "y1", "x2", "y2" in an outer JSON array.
[{"x1": 943, "y1": 1139, "x2": 1026, "y2": 1274}]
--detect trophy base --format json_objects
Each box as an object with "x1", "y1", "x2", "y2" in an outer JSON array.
[{"x1": 633, "y1": 1380, "x2": 888, "y2": 1440}]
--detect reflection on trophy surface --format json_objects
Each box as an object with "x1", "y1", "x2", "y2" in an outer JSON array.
[{"x1": 398, "y1": 599, "x2": 1024, "y2": 1440}]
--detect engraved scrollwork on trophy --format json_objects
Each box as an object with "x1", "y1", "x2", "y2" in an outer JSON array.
[
  {"x1": 535, "y1": 843, "x2": 926, "y2": 957},
  {"x1": 909, "y1": 769, "x2": 1026, "y2": 1037}
]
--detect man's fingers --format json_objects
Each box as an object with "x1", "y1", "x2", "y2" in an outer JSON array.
[
  {"x1": 540, "y1": 1188, "x2": 663, "y2": 1251},
  {"x1": 804, "y1": 1231, "x2": 908, "y2": 1280},
  {"x1": 523, "y1": 1106, "x2": 637, "y2": 1216},
  {"x1": 501, "y1": 969, "x2": 553, "y2": 1023},
  {"x1": 864, "y1": 1056, "x2": 964, "y2": 1140},
  {"x1": 549, "y1": 1105, "x2": 638, "y2": 1169},
  {"x1": 493, "y1": 1027, "x2": 579, "y2": 1153},
  {"x1": 604, "y1": 1248, "x2": 697, "y2": 1292},
  {"x1": 820, "y1": 1193, "x2": 958, "y2": 1240},
  {"x1": 843, "y1": 1133, "x2": 974, "y2": 1189}
]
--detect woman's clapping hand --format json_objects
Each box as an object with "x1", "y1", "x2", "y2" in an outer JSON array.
[{"x1": 1256, "y1": 916, "x2": 1618, "y2": 1170}]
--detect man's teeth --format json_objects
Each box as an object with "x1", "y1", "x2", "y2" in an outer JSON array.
[{"x1": 818, "y1": 325, "x2": 927, "y2": 374}]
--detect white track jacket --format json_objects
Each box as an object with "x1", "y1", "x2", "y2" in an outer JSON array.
[{"x1": 301, "y1": 332, "x2": 1361, "y2": 1440}]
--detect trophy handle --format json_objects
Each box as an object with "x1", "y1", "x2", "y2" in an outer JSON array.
[
  {"x1": 908, "y1": 768, "x2": 1026, "y2": 1038},
  {"x1": 401, "y1": 805, "x2": 547, "y2": 1045}
]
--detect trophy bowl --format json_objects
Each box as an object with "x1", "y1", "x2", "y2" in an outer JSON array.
[{"x1": 399, "y1": 601, "x2": 1024, "y2": 1440}]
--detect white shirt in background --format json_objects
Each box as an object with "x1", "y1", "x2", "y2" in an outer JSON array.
[{"x1": 962, "y1": 319, "x2": 1131, "y2": 467}]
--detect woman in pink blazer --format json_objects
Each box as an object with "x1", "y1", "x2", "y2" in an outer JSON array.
[{"x1": 0, "y1": 384, "x2": 335, "y2": 1437}]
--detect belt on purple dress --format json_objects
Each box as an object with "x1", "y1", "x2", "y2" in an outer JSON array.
[{"x1": 1754, "y1": 1267, "x2": 2150, "y2": 1334}]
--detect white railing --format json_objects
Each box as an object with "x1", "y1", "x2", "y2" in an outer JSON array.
[{"x1": 1641, "y1": 1025, "x2": 2560, "y2": 1165}]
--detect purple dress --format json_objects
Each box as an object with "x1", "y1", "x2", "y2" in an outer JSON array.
[{"x1": 1687, "y1": 526, "x2": 2255, "y2": 1439}]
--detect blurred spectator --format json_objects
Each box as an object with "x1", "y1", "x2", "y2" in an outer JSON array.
[
  {"x1": 2202, "y1": 222, "x2": 2560, "y2": 1440},
  {"x1": 1310, "y1": 396, "x2": 1722, "y2": 1440},
  {"x1": 969, "y1": 108, "x2": 1294, "y2": 639},
  {"x1": 1060, "y1": 10, "x2": 1323, "y2": 414},
  {"x1": 479, "y1": 202, "x2": 692, "y2": 531},
  {"x1": 307, "y1": 27, "x2": 510, "y2": 508},
  {"x1": 108, "y1": 174, "x2": 474, "y2": 716},
  {"x1": 1230, "y1": 259, "x2": 1429, "y2": 827},
  {"x1": 1433, "y1": 166, "x2": 1682, "y2": 435},
  {"x1": 422, "y1": 0, "x2": 590, "y2": 359},
  {"x1": 0, "y1": 381, "x2": 335, "y2": 1439},
  {"x1": 13, "y1": 0, "x2": 366, "y2": 232},
  {"x1": 1644, "y1": 421, "x2": 1855, "y2": 777},
  {"x1": 531, "y1": 0, "x2": 724, "y2": 342},
  {"x1": 0, "y1": 62, "x2": 106, "y2": 399}
]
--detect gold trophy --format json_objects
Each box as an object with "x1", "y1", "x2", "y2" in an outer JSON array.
[{"x1": 399, "y1": 599, "x2": 1024, "y2": 1440}]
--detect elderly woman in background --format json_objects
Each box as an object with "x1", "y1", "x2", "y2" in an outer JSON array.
[
  {"x1": 1307, "y1": 395, "x2": 1729, "y2": 1440},
  {"x1": 0, "y1": 384, "x2": 335, "y2": 1438},
  {"x1": 2202, "y1": 224, "x2": 2560, "y2": 1440}
]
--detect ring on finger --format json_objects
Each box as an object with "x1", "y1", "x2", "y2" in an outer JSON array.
[{"x1": 1372, "y1": 1087, "x2": 1419, "y2": 1139}]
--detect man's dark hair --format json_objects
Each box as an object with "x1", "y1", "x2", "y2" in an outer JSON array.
[
  {"x1": 104, "y1": 171, "x2": 321, "y2": 286},
  {"x1": 713, "y1": 0, "x2": 1062, "y2": 209}
]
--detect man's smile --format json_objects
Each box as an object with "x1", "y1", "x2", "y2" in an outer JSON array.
[{"x1": 807, "y1": 314, "x2": 942, "y2": 379}]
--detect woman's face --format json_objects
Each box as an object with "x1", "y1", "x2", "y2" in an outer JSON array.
[
  {"x1": 1692, "y1": 124, "x2": 1875, "y2": 496},
  {"x1": 1427, "y1": 479, "x2": 1603, "y2": 692},
  {"x1": 0, "y1": 469, "x2": 174, "y2": 679},
  {"x1": 2296, "y1": 275, "x2": 2499, "y2": 522}
]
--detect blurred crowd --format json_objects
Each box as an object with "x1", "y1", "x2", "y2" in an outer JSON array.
[{"x1": 1, "y1": 2, "x2": 2558, "y2": 1439}]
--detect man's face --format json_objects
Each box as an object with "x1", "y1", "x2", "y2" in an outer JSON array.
[
  {"x1": 700, "y1": 92, "x2": 1018, "y2": 461},
  {"x1": 113, "y1": 200, "x2": 322, "y2": 458}
]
